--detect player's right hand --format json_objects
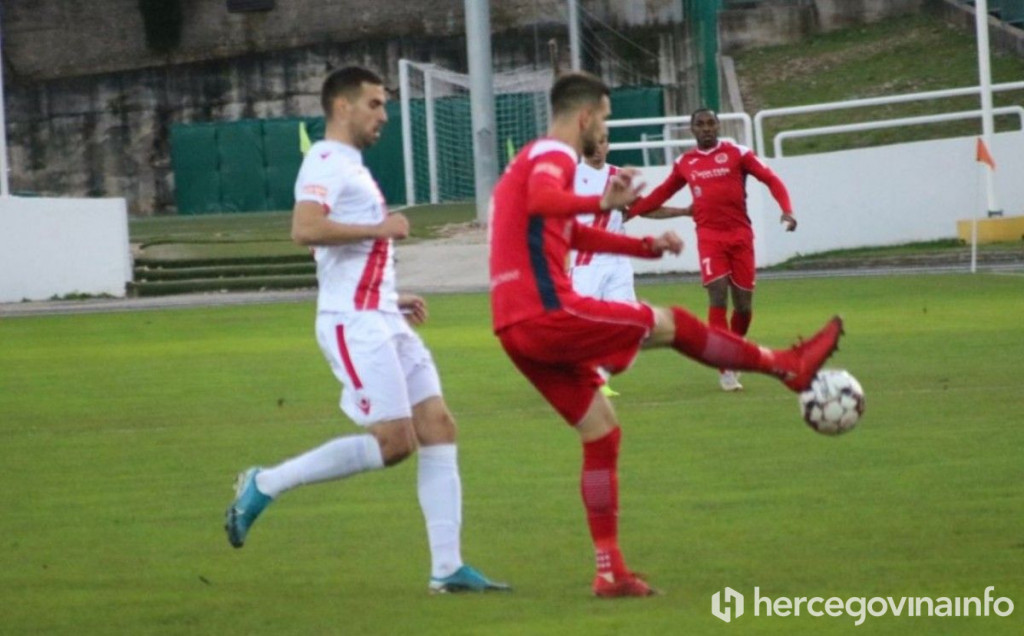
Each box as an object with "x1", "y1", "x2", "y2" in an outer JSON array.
[
  {"x1": 651, "y1": 231, "x2": 684, "y2": 256},
  {"x1": 378, "y1": 212, "x2": 410, "y2": 239}
]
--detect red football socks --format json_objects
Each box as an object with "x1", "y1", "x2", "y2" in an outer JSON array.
[
  {"x1": 708, "y1": 305, "x2": 728, "y2": 331},
  {"x1": 581, "y1": 427, "x2": 627, "y2": 578},
  {"x1": 671, "y1": 306, "x2": 773, "y2": 372},
  {"x1": 731, "y1": 310, "x2": 752, "y2": 337}
]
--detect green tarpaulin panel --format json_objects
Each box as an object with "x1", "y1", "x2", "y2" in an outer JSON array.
[
  {"x1": 263, "y1": 119, "x2": 305, "y2": 211},
  {"x1": 170, "y1": 123, "x2": 221, "y2": 215},
  {"x1": 607, "y1": 87, "x2": 665, "y2": 167},
  {"x1": 170, "y1": 86, "x2": 663, "y2": 214},
  {"x1": 219, "y1": 120, "x2": 267, "y2": 212}
]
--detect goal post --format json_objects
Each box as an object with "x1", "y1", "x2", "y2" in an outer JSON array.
[{"x1": 399, "y1": 59, "x2": 551, "y2": 207}]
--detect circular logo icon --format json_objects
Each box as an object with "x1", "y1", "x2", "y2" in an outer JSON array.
[{"x1": 715, "y1": 153, "x2": 728, "y2": 164}]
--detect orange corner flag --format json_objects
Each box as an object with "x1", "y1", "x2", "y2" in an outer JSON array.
[{"x1": 976, "y1": 138, "x2": 996, "y2": 170}]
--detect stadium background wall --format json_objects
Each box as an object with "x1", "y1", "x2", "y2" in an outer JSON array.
[
  {"x1": 169, "y1": 87, "x2": 663, "y2": 213},
  {"x1": 3, "y1": 0, "x2": 923, "y2": 214}
]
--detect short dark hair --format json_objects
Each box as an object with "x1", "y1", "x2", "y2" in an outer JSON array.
[
  {"x1": 550, "y1": 72, "x2": 610, "y2": 118},
  {"x1": 321, "y1": 66, "x2": 384, "y2": 117},
  {"x1": 690, "y1": 107, "x2": 719, "y2": 123}
]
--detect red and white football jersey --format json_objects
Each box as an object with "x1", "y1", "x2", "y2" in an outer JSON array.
[
  {"x1": 573, "y1": 163, "x2": 627, "y2": 267},
  {"x1": 632, "y1": 140, "x2": 792, "y2": 233},
  {"x1": 294, "y1": 140, "x2": 397, "y2": 313}
]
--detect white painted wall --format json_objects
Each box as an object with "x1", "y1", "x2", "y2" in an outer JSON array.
[
  {"x1": 628, "y1": 130, "x2": 1024, "y2": 274},
  {"x1": 0, "y1": 197, "x2": 132, "y2": 302}
]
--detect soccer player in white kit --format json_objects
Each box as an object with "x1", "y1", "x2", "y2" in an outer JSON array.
[
  {"x1": 571, "y1": 134, "x2": 635, "y2": 303},
  {"x1": 224, "y1": 66, "x2": 508, "y2": 594},
  {"x1": 571, "y1": 133, "x2": 635, "y2": 396}
]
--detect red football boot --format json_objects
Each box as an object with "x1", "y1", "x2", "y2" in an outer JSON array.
[
  {"x1": 592, "y1": 571, "x2": 659, "y2": 598},
  {"x1": 773, "y1": 316, "x2": 844, "y2": 392}
]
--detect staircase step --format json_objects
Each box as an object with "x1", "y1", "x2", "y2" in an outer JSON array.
[
  {"x1": 134, "y1": 253, "x2": 313, "y2": 269},
  {"x1": 134, "y1": 262, "x2": 316, "y2": 281},
  {"x1": 129, "y1": 274, "x2": 317, "y2": 297}
]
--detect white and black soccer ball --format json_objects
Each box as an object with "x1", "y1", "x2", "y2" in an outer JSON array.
[{"x1": 798, "y1": 369, "x2": 865, "y2": 435}]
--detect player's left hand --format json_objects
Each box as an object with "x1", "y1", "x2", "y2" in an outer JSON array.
[
  {"x1": 780, "y1": 214, "x2": 797, "y2": 232},
  {"x1": 650, "y1": 231, "x2": 684, "y2": 256},
  {"x1": 398, "y1": 293, "x2": 428, "y2": 325}
]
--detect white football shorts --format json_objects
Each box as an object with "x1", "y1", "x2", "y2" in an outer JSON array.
[
  {"x1": 571, "y1": 261, "x2": 636, "y2": 302},
  {"x1": 315, "y1": 310, "x2": 442, "y2": 426}
]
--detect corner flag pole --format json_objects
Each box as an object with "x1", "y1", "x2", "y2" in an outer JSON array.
[
  {"x1": 974, "y1": 0, "x2": 1000, "y2": 218},
  {"x1": 0, "y1": 8, "x2": 11, "y2": 197}
]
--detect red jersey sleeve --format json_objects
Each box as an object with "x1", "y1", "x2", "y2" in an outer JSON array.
[
  {"x1": 527, "y1": 152, "x2": 603, "y2": 217},
  {"x1": 741, "y1": 150, "x2": 793, "y2": 215},
  {"x1": 627, "y1": 167, "x2": 688, "y2": 218},
  {"x1": 570, "y1": 221, "x2": 660, "y2": 259}
]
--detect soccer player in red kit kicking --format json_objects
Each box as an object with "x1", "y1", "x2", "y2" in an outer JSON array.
[
  {"x1": 628, "y1": 108, "x2": 797, "y2": 392},
  {"x1": 488, "y1": 73, "x2": 842, "y2": 598}
]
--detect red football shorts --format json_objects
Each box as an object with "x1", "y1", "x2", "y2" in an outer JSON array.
[
  {"x1": 696, "y1": 227, "x2": 755, "y2": 290},
  {"x1": 497, "y1": 296, "x2": 655, "y2": 425}
]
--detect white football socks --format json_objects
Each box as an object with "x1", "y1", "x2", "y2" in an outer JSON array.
[
  {"x1": 417, "y1": 444, "x2": 464, "y2": 579},
  {"x1": 254, "y1": 434, "x2": 384, "y2": 498}
]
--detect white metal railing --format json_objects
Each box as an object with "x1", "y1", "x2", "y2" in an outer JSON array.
[
  {"x1": 754, "y1": 81, "x2": 1024, "y2": 156},
  {"x1": 608, "y1": 113, "x2": 754, "y2": 150},
  {"x1": 610, "y1": 136, "x2": 741, "y2": 156},
  {"x1": 773, "y1": 106, "x2": 1024, "y2": 157}
]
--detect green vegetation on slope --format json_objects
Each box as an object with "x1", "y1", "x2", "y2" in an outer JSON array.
[{"x1": 734, "y1": 12, "x2": 1024, "y2": 156}]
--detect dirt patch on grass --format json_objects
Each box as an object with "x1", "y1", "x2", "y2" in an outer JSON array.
[{"x1": 431, "y1": 222, "x2": 487, "y2": 244}]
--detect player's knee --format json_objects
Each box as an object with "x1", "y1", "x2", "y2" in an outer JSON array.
[
  {"x1": 645, "y1": 306, "x2": 677, "y2": 347},
  {"x1": 372, "y1": 419, "x2": 418, "y2": 466},
  {"x1": 707, "y1": 284, "x2": 729, "y2": 307},
  {"x1": 419, "y1": 409, "x2": 458, "y2": 446},
  {"x1": 412, "y1": 397, "x2": 458, "y2": 445}
]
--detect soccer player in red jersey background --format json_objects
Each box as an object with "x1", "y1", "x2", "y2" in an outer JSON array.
[
  {"x1": 488, "y1": 73, "x2": 843, "y2": 597},
  {"x1": 629, "y1": 109, "x2": 797, "y2": 392}
]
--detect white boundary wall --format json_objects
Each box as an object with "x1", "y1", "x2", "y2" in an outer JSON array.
[
  {"x1": 628, "y1": 130, "x2": 1024, "y2": 274},
  {"x1": 0, "y1": 197, "x2": 132, "y2": 301}
]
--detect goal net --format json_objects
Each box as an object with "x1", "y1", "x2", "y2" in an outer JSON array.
[{"x1": 399, "y1": 60, "x2": 552, "y2": 205}]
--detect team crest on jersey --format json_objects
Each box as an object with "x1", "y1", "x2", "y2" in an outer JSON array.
[
  {"x1": 715, "y1": 153, "x2": 728, "y2": 164},
  {"x1": 358, "y1": 397, "x2": 371, "y2": 415}
]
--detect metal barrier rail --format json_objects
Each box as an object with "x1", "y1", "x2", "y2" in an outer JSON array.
[
  {"x1": 607, "y1": 112, "x2": 754, "y2": 150},
  {"x1": 754, "y1": 81, "x2": 1024, "y2": 156},
  {"x1": 773, "y1": 106, "x2": 1024, "y2": 157}
]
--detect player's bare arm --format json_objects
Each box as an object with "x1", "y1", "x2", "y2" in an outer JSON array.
[
  {"x1": 635, "y1": 205, "x2": 692, "y2": 220},
  {"x1": 291, "y1": 201, "x2": 410, "y2": 246},
  {"x1": 398, "y1": 293, "x2": 428, "y2": 326},
  {"x1": 625, "y1": 170, "x2": 687, "y2": 219}
]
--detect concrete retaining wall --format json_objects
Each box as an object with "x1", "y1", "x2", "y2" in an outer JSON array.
[{"x1": 0, "y1": 197, "x2": 133, "y2": 302}]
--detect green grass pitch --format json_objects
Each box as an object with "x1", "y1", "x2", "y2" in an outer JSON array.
[{"x1": 1, "y1": 274, "x2": 1022, "y2": 635}]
